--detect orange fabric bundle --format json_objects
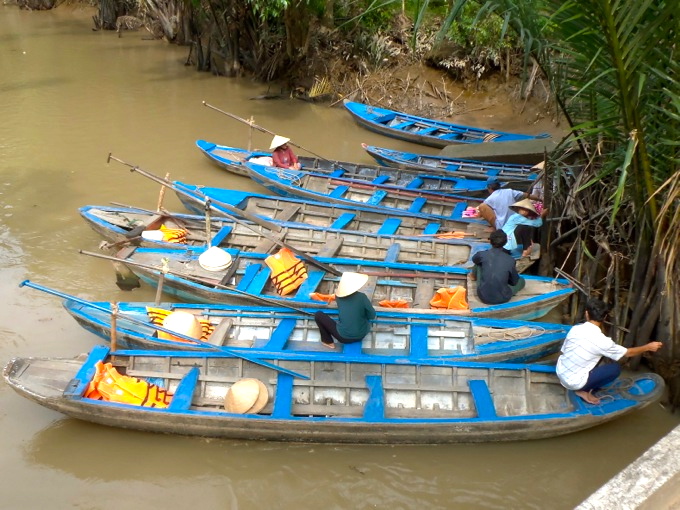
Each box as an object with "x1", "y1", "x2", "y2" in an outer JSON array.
[
  {"x1": 310, "y1": 292, "x2": 336, "y2": 303},
  {"x1": 433, "y1": 231, "x2": 472, "y2": 239},
  {"x1": 84, "y1": 361, "x2": 172, "y2": 408},
  {"x1": 378, "y1": 299, "x2": 409, "y2": 308},
  {"x1": 159, "y1": 224, "x2": 188, "y2": 244},
  {"x1": 265, "y1": 247, "x2": 308, "y2": 295},
  {"x1": 429, "y1": 286, "x2": 469, "y2": 310},
  {"x1": 146, "y1": 307, "x2": 215, "y2": 341}
]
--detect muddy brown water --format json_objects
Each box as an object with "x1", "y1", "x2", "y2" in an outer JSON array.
[{"x1": 0, "y1": 5, "x2": 677, "y2": 510}]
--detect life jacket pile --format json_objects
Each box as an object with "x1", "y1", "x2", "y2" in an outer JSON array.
[
  {"x1": 84, "y1": 361, "x2": 172, "y2": 408},
  {"x1": 378, "y1": 299, "x2": 409, "y2": 308},
  {"x1": 159, "y1": 224, "x2": 188, "y2": 244},
  {"x1": 146, "y1": 307, "x2": 215, "y2": 341},
  {"x1": 429, "y1": 286, "x2": 469, "y2": 310},
  {"x1": 264, "y1": 247, "x2": 308, "y2": 295},
  {"x1": 309, "y1": 292, "x2": 335, "y2": 303}
]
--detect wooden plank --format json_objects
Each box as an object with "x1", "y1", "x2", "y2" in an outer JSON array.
[
  {"x1": 207, "y1": 318, "x2": 234, "y2": 346},
  {"x1": 384, "y1": 243, "x2": 401, "y2": 263},
  {"x1": 330, "y1": 212, "x2": 355, "y2": 229},
  {"x1": 469, "y1": 379, "x2": 497, "y2": 419},
  {"x1": 361, "y1": 276, "x2": 378, "y2": 301},
  {"x1": 376, "y1": 218, "x2": 402, "y2": 235},
  {"x1": 317, "y1": 237, "x2": 344, "y2": 258},
  {"x1": 413, "y1": 279, "x2": 436, "y2": 308},
  {"x1": 408, "y1": 197, "x2": 427, "y2": 213},
  {"x1": 363, "y1": 375, "x2": 385, "y2": 420},
  {"x1": 275, "y1": 204, "x2": 301, "y2": 222},
  {"x1": 272, "y1": 373, "x2": 294, "y2": 418},
  {"x1": 167, "y1": 367, "x2": 199, "y2": 411}
]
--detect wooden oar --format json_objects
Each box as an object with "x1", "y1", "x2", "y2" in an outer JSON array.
[
  {"x1": 203, "y1": 101, "x2": 332, "y2": 163},
  {"x1": 106, "y1": 154, "x2": 343, "y2": 277},
  {"x1": 19, "y1": 280, "x2": 310, "y2": 379},
  {"x1": 79, "y1": 249, "x2": 316, "y2": 315}
]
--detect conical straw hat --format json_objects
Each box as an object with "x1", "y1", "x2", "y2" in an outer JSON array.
[
  {"x1": 511, "y1": 198, "x2": 539, "y2": 216},
  {"x1": 224, "y1": 378, "x2": 268, "y2": 414},
  {"x1": 531, "y1": 161, "x2": 545, "y2": 171},
  {"x1": 335, "y1": 272, "x2": 369, "y2": 297},
  {"x1": 158, "y1": 311, "x2": 202, "y2": 341},
  {"x1": 269, "y1": 135, "x2": 290, "y2": 150},
  {"x1": 198, "y1": 246, "x2": 233, "y2": 271}
]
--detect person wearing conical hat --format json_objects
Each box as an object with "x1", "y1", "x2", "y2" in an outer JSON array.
[
  {"x1": 501, "y1": 198, "x2": 544, "y2": 258},
  {"x1": 477, "y1": 174, "x2": 543, "y2": 229},
  {"x1": 472, "y1": 229, "x2": 525, "y2": 305},
  {"x1": 314, "y1": 272, "x2": 376, "y2": 349},
  {"x1": 270, "y1": 135, "x2": 301, "y2": 170}
]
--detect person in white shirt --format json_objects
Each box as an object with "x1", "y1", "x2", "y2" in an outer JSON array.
[{"x1": 556, "y1": 298, "x2": 663, "y2": 405}]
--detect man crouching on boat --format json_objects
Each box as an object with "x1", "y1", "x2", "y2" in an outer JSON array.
[
  {"x1": 471, "y1": 229, "x2": 525, "y2": 304},
  {"x1": 556, "y1": 298, "x2": 663, "y2": 405}
]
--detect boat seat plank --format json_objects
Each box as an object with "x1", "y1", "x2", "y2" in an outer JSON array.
[
  {"x1": 330, "y1": 213, "x2": 356, "y2": 230},
  {"x1": 329, "y1": 169, "x2": 345, "y2": 178},
  {"x1": 451, "y1": 202, "x2": 467, "y2": 219},
  {"x1": 376, "y1": 218, "x2": 402, "y2": 235},
  {"x1": 244, "y1": 265, "x2": 271, "y2": 294},
  {"x1": 237, "y1": 263, "x2": 264, "y2": 291},
  {"x1": 469, "y1": 380, "x2": 497, "y2": 419},
  {"x1": 65, "y1": 345, "x2": 111, "y2": 398},
  {"x1": 127, "y1": 214, "x2": 165, "y2": 237},
  {"x1": 417, "y1": 127, "x2": 439, "y2": 135},
  {"x1": 207, "y1": 318, "x2": 234, "y2": 346},
  {"x1": 317, "y1": 238, "x2": 344, "y2": 258},
  {"x1": 211, "y1": 226, "x2": 232, "y2": 246},
  {"x1": 341, "y1": 341, "x2": 364, "y2": 356},
  {"x1": 329, "y1": 185, "x2": 349, "y2": 198},
  {"x1": 262, "y1": 318, "x2": 297, "y2": 350},
  {"x1": 384, "y1": 243, "x2": 401, "y2": 263},
  {"x1": 409, "y1": 324, "x2": 429, "y2": 358},
  {"x1": 374, "y1": 113, "x2": 396, "y2": 124},
  {"x1": 363, "y1": 375, "x2": 386, "y2": 420},
  {"x1": 439, "y1": 133, "x2": 463, "y2": 141},
  {"x1": 272, "y1": 373, "x2": 294, "y2": 418},
  {"x1": 371, "y1": 175, "x2": 390, "y2": 185},
  {"x1": 486, "y1": 169, "x2": 501, "y2": 176},
  {"x1": 413, "y1": 279, "x2": 436, "y2": 308},
  {"x1": 390, "y1": 121, "x2": 414, "y2": 130},
  {"x1": 366, "y1": 190, "x2": 388, "y2": 206},
  {"x1": 167, "y1": 367, "x2": 199, "y2": 411},
  {"x1": 408, "y1": 197, "x2": 427, "y2": 213},
  {"x1": 405, "y1": 178, "x2": 424, "y2": 189},
  {"x1": 275, "y1": 204, "x2": 301, "y2": 222},
  {"x1": 423, "y1": 223, "x2": 441, "y2": 235},
  {"x1": 445, "y1": 163, "x2": 461, "y2": 171},
  {"x1": 295, "y1": 270, "x2": 326, "y2": 297}
]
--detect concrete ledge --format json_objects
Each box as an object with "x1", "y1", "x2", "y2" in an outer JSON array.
[{"x1": 577, "y1": 425, "x2": 680, "y2": 509}]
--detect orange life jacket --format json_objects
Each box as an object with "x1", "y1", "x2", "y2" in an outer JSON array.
[
  {"x1": 146, "y1": 307, "x2": 215, "y2": 341},
  {"x1": 309, "y1": 292, "x2": 336, "y2": 303},
  {"x1": 378, "y1": 299, "x2": 410, "y2": 308},
  {"x1": 429, "y1": 286, "x2": 469, "y2": 310},
  {"x1": 84, "y1": 361, "x2": 172, "y2": 408},
  {"x1": 264, "y1": 247, "x2": 308, "y2": 295},
  {"x1": 159, "y1": 224, "x2": 188, "y2": 244}
]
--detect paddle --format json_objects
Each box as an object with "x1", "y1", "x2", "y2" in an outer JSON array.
[
  {"x1": 106, "y1": 154, "x2": 343, "y2": 277},
  {"x1": 203, "y1": 101, "x2": 333, "y2": 163},
  {"x1": 19, "y1": 280, "x2": 310, "y2": 379},
  {"x1": 79, "y1": 249, "x2": 315, "y2": 315}
]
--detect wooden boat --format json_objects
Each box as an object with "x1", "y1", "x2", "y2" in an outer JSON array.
[
  {"x1": 343, "y1": 100, "x2": 551, "y2": 148},
  {"x1": 173, "y1": 183, "x2": 493, "y2": 239},
  {"x1": 242, "y1": 162, "x2": 486, "y2": 223},
  {"x1": 196, "y1": 140, "x2": 491, "y2": 196},
  {"x1": 106, "y1": 245, "x2": 574, "y2": 320},
  {"x1": 363, "y1": 145, "x2": 541, "y2": 185},
  {"x1": 4, "y1": 345, "x2": 664, "y2": 443},
  {"x1": 57, "y1": 292, "x2": 570, "y2": 363},
  {"x1": 80, "y1": 204, "x2": 488, "y2": 268}
]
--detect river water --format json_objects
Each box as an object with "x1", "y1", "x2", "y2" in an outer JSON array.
[{"x1": 0, "y1": 5, "x2": 677, "y2": 510}]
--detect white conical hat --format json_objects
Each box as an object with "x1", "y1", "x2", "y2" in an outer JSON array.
[
  {"x1": 158, "y1": 311, "x2": 202, "y2": 342},
  {"x1": 531, "y1": 161, "x2": 545, "y2": 171},
  {"x1": 335, "y1": 272, "x2": 369, "y2": 297},
  {"x1": 198, "y1": 246, "x2": 233, "y2": 271},
  {"x1": 511, "y1": 198, "x2": 539, "y2": 216},
  {"x1": 224, "y1": 378, "x2": 268, "y2": 414},
  {"x1": 269, "y1": 135, "x2": 290, "y2": 150}
]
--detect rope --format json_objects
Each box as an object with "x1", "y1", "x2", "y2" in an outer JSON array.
[{"x1": 473, "y1": 325, "x2": 549, "y2": 344}]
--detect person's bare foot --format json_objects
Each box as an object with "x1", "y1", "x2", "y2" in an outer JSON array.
[
  {"x1": 321, "y1": 342, "x2": 335, "y2": 349},
  {"x1": 575, "y1": 390, "x2": 601, "y2": 405}
]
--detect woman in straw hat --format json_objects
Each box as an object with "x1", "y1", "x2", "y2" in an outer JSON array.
[
  {"x1": 270, "y1": 135, "x2": 301, "y2": 170},
  {"x1": 314, "y1": 272, "x2": 376, "y2": 348},
  {"x1": 501, "y1": 198, "x2": 544, "y2": 258}
]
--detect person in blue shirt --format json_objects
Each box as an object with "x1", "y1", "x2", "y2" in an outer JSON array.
[
  {"x1": 502, "y1": 199, "x2": 543, "y2": 258},
  {"x1": 314, "y1": 272, "x2": 376, "y2": 348},
  {"x1": 477, "y1": 177, "x2": 542, "y2": 229},
  {"x1": 472, "y1": 230, "x2": 525, "y2": 304}
]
